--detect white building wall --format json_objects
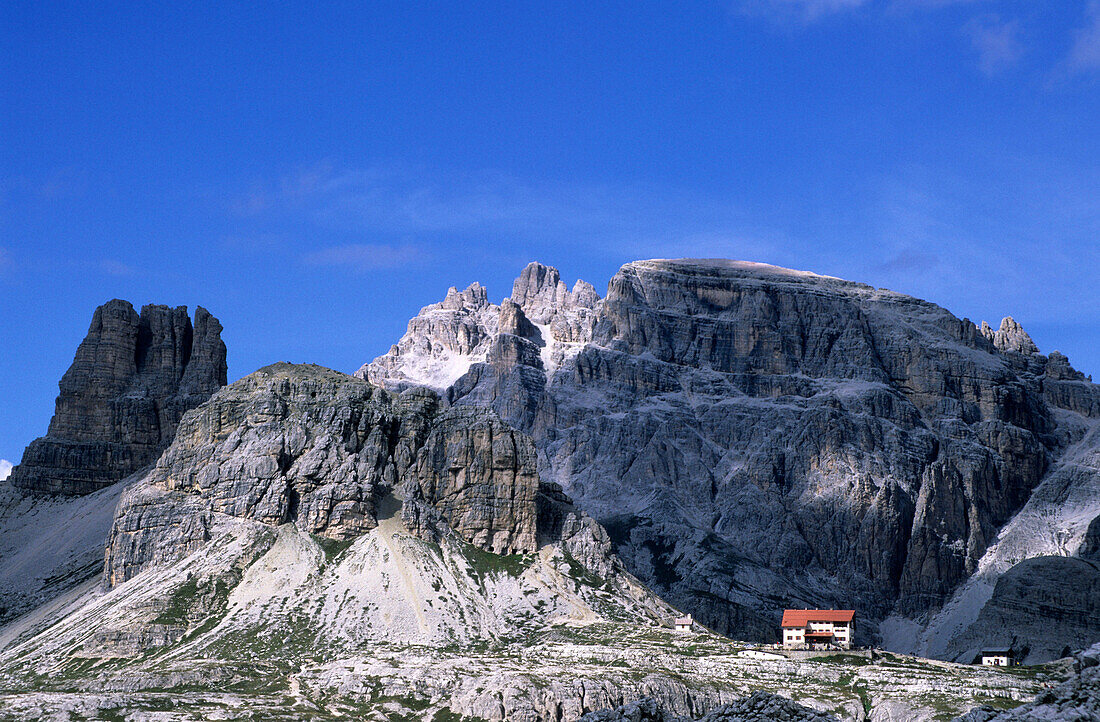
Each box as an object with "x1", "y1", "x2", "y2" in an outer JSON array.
[
  {"x1": 782, "y1": 628, "x2": 805, "y2": 647},
  {"x1": 782, "y1": 620, "x2": 852, "y2": 649}
]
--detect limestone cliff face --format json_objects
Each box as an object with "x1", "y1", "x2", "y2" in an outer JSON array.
[
  {"x1": 9, "y1": 300, "x2": 227, "y2": 496},
  {"x1": 400, "y1": 406, "x2": 541, "y2": 555},
  {"x1": 103, "y1": 363, "x2": 603, "y2": 587},
  {"x1": 363, "y1": 259, "x2": 1100, "y2": 649}
]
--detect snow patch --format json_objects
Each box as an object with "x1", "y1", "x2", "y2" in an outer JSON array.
[{"x1": 380, "y1": 346, "x2": 486, "y2": 392}]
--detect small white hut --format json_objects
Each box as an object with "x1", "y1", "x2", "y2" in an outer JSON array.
[{"x1": 981, "y1": 648, "x2": 1016, "y2": 666}]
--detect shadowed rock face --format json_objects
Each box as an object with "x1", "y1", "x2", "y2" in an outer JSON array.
[
  {"x1": 9, "y1": 300, "x2": 227, "y2": 496},
  {"x1": 363, "y1": 259, "x2": 1100, "y2": 645},
  {"x1": 1082, "y1": 515, "x2": 1100, "y2": 560},
  {"x1": 945, "y1": 556, "x2": 1100, "y2": 664},
  {"x1": 103, "y1": 363, "x2": 607, "y2": 588}
]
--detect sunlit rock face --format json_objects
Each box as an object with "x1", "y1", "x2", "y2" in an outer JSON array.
[
  {"x1": 363, "y1": 259, "x2": 1100, "y2": 652},
  {"x1": 9, "y1": 300, "x2": 227, "y2": 496},
  {"x1": 103, "y1": 363, "x2": 612, "y2": 588}
]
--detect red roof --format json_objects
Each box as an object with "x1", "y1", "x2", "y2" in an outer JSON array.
[{"x1": 781, "y1": 609, "x2": 855, "y2": 627}]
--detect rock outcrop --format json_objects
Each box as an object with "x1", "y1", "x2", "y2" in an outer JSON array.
[
  {"x1": 943, "y1": 556, "x2": 1100, "y2": 664},
  {"x1": 581, "y1": 692, "x2": 841, "y2": 722},
  {"x1": 363, "y1": 259, "x2": 1100, "y2": 651},
  {"x1": 104, "y1": 363, "x2": 608, "y2": 588},
  {"x1": 954, "y1": 643, "x2": 1100, "y2": 722},
  {"x1": 1081, "y1": 514, "x2": 1100, "y2": 560},
  {"x1": 363, "y1": 282, "x2": 501, "y2": 393},
  {"x1": 979, "y1": 317, "x2": 1040, "y2": 355},
  {"x1": 9, "y1": 300, "x2": 227, "y2": 495}
]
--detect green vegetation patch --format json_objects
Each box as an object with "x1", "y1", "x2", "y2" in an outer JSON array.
[
  {"x1": 462, "y1": 541, "x2": 534, "y2": 583},
  {"x1": 315, "y1": 535, "x2": 356, "y2": 563},
  {"x1": 154, "y1": 568, "x2": 243, "y2": 627},
  {"x1": 377, "y1": 693, "x2": 432, "y2": 711},
  {"x1": 810, "y1": 653, "x2": 872, "y2": 666},
  {"x1": 560, "y1": 551, "x2": 605, "y2": 589},
  {"x1": 433, "y1": 710, "x2": 490, "y2": 722},
  {"x1": 153, "y1": 577, "x2": 201, "y2": 626}
]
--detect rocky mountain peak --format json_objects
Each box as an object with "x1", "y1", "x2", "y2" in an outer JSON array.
[
  {"x1": 995, "y1": 316, "x2": 1040, "y2": 354},
  {"x1": 510, "y1": 261, "x2": 570, "y2": 323},
  {"x1": 511, "y1": 261, "x2": 600, "y2": 323},
  {"x1": 980, "y1": 316, "x2": 1040, "y2": 355},
  {"x1": 362, "y1": 258, "x2": 1100, "y2": 660},
  {"x1": 105, "y1": 363, "x2": 613, "y2": 587},
  {"x1": 361, "y1": 261, "x2": 600, "y2": 392},
  {"x1": 441, "y1": 281, "x2": 490, "y2": 311},
  {"x1": 9, "y1": 300, "x2": 227, "y2": 496},
  {"x1": 571, "y1": 277, "x2": 601, "y2": 307}
]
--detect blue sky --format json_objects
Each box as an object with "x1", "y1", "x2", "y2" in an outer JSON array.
[{"x1": 1, "y1": 1, "x2": 1098, "y2": 468}]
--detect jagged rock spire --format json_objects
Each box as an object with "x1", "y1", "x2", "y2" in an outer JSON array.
[
  {"x1": 361, "y1": 262, "x2": 600, "y2": 392},
  {"x1": 979, "y1": 316, "x2": 1039, "y2": 354},
  {"x1": 9, "y1": 300, "x2": 227, "y2": 495}
]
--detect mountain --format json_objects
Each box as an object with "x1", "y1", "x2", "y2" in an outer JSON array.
[
  {"x1": 0, "y1": 301, "x2": 226, "y2": 627},
  {"x1": 9, "y1": 300, "x2": 227, "y2": 496},
  {"x1": 361, "y1": 259, "x2": 1100, "y2": 662},
  {"x1": 0, "y1": 363, "x2": 1062, "y2": 721}
]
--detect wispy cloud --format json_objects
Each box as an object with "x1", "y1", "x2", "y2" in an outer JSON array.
[
  {"x1": 302, "y1": 243, "x2": 427, "y2": 271},
  {"x1": 232, "y1": 158, "x2": 1100, "y2": 342},
  {"x1": 735, "y1": 0, "x2": 871, "y2": 22},
  {"x1": 0, "y1": 459, "x2": 12, "y2": 482},
  {"x1": 0, "y1": 247, "x2": 11, "y2": 272},
  {"x1": 966, "y1": 16, "x2": 1023, "y2": 75},
  {"x1": 859, "y1": 162, "x2": 1100, "y2": 329},
  {"x1": 232, "y1": 163, "x2": 756, "y2": 249},
  {"x1": 1069, "y1": 1, "x2": 1100, "y2": 72},
  {"x1": 871, "y1": 248, "x2": 941, "y2": 274},
  {"x1": 100, "y1": 260, "x2": 139, "y2": 276},
  {"x1": 734, "y1": 0, "x2": 985, "y2": 23}
]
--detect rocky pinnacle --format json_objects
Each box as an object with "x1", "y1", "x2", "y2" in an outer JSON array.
[{"x1": 9, "y1": 300, "x2": 227, "y2": 495}]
